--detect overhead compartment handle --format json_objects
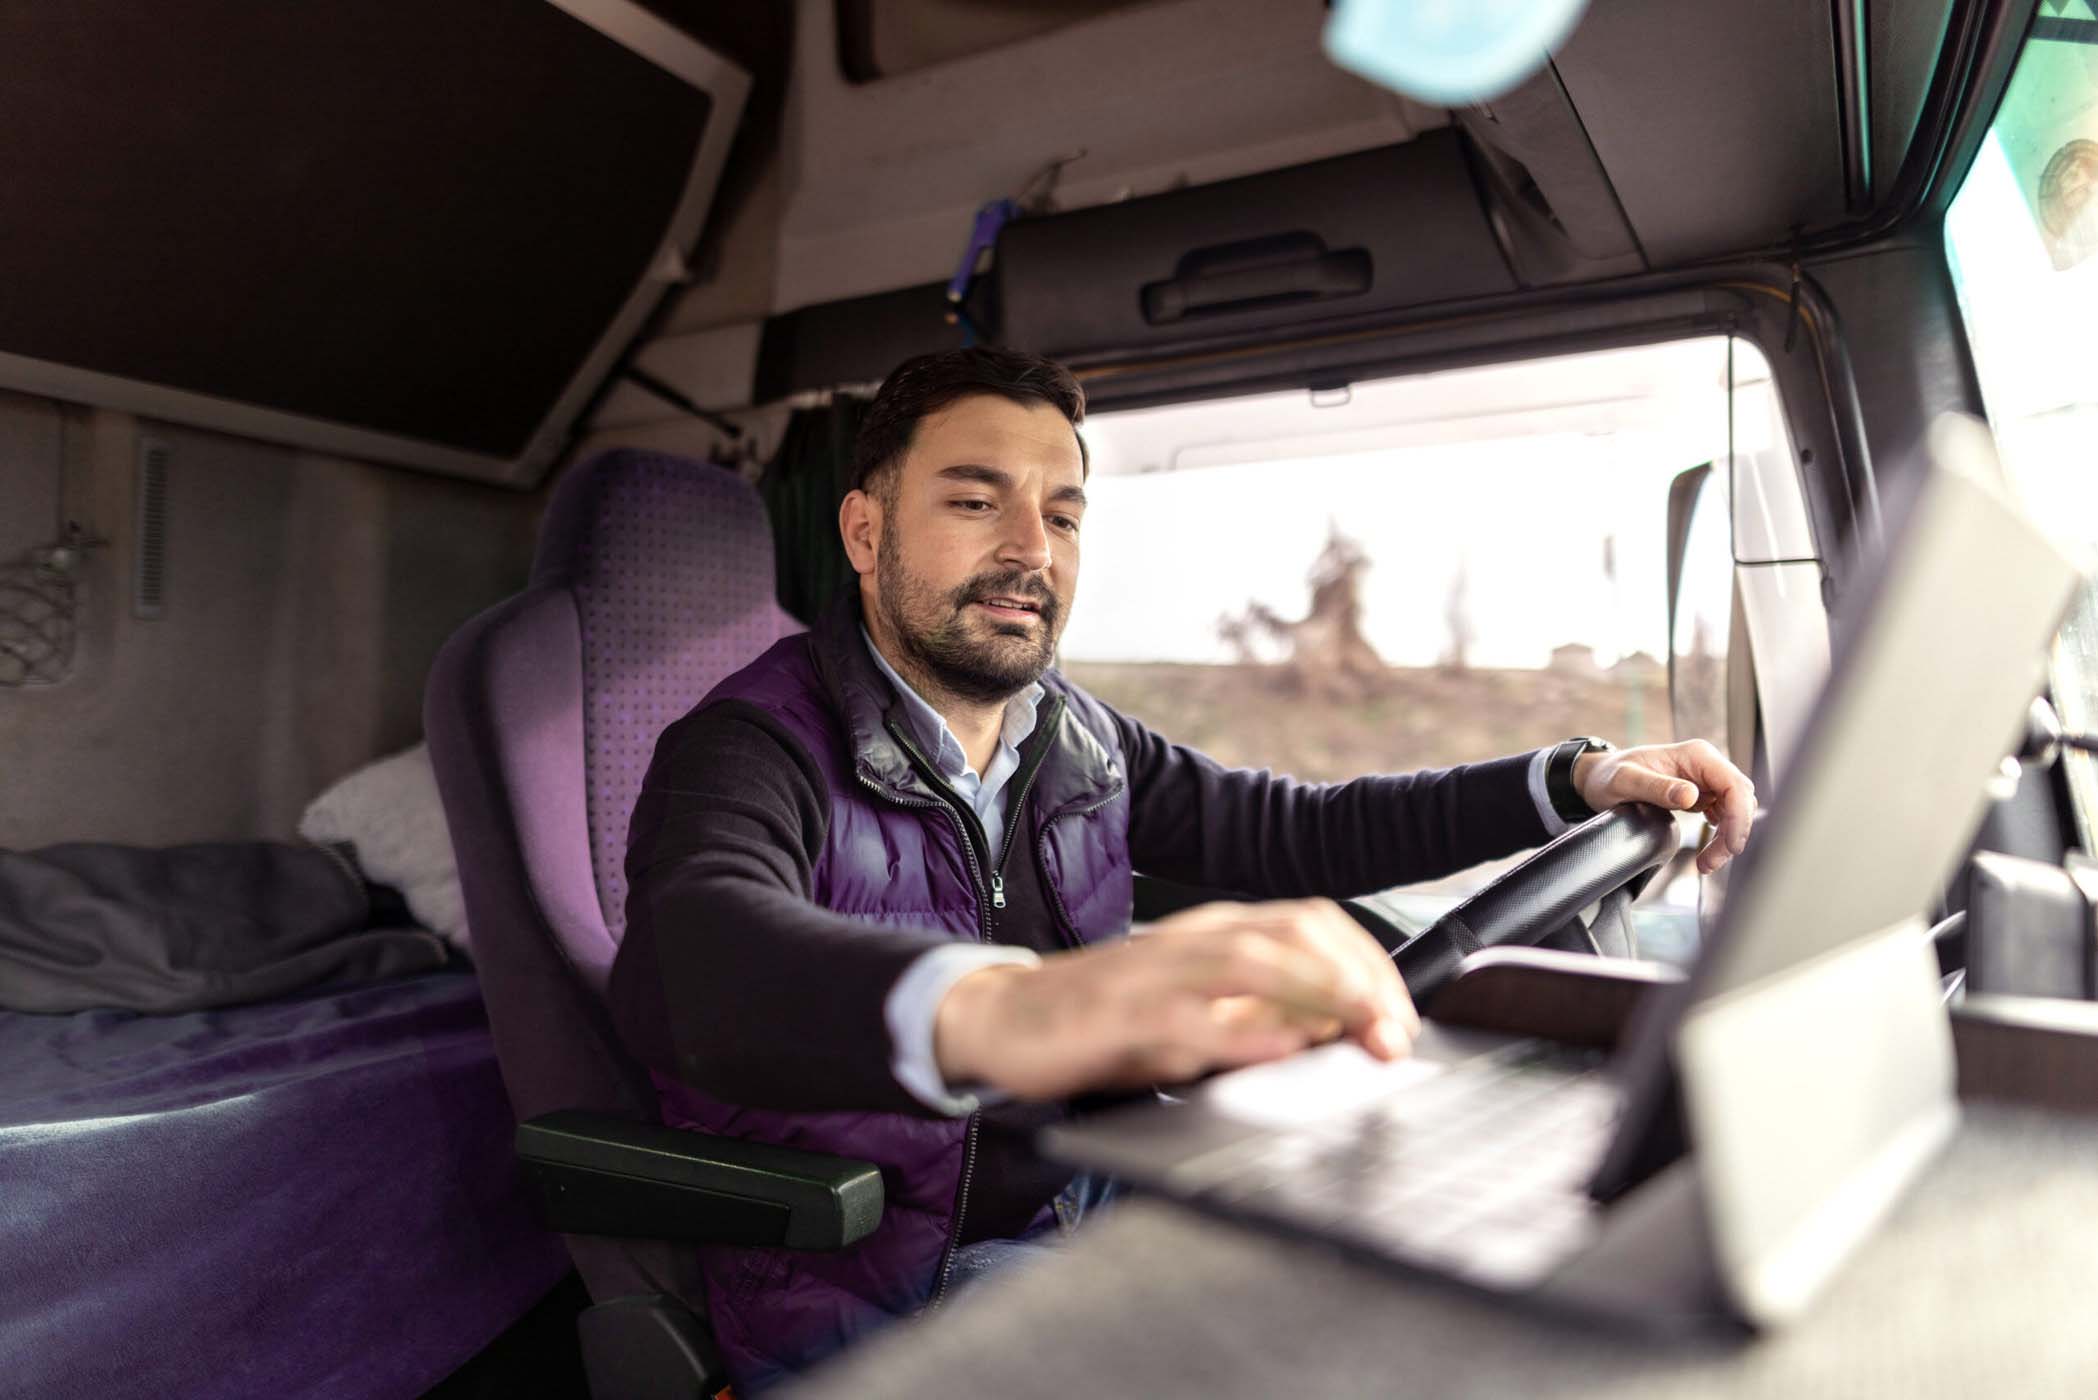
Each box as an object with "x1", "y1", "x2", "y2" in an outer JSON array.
[{"x1": 1140, "y1": 231, "x2": 1371, "y2": 326}]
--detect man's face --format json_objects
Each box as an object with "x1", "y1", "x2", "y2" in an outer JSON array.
[{"x1": 846, "y1": 393, "x2": 1087, "y2": 705}]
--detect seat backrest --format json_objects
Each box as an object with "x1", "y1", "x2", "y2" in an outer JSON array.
[
  {"x1": 531, "y1": 450, "x2": 800, "y2": 959},
  {"x1": 424, "y1": 449, "x2": 797, "y2": 1302}
]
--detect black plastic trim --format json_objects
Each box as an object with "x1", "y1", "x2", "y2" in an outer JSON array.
[
  {"x1": 517, "y1": 1110, "x2": 885, "y2": 1251},
  {"x1": 753, "y1": 281, "x2": 969, "y2": 405},
  {"x1": 994, "y1": 134, "x2": 1518, "y2": 361},
  {"x1": 1834, "y1": 0, "x2": 1874, "y2": 212},
  {"x1": 1791, "y1": 0, "x2": 2034, "y2": 253}
]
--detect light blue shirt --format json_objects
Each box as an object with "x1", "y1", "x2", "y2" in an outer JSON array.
[{"x1": 861, "y1": 627, "x2": 1044, "y2": 856}]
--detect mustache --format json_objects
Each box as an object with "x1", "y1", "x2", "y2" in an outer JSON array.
[{"x1": 953, "y1": 572, "x2": 1059, "y2": 619}]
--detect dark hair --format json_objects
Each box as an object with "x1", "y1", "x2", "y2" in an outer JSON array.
[{"x1": 848, "y1": 346, "x2": 1088, "y2": 499}]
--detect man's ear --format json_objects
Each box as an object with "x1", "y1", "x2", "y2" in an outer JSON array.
[{"x1": 839, "y1": 488, "x2": 880, "y2": 576}]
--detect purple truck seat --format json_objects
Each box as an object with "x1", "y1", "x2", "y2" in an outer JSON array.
[{"x1": 424, "y1": 450, "x2": 798, "y2": 1319}]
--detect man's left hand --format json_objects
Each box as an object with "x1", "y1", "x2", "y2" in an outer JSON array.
[{"x1": 1572, "y1": 739, "x2": 1756, "y2": 874}]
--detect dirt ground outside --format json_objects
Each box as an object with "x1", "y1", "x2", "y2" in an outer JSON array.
[{"x1": 1061, "y1": 657, "x2": 1676, "y2": 785}]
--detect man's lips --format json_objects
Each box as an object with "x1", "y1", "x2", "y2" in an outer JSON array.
[{"x1": 971, "y1": 595, "x2": 1045, "y2": 622}]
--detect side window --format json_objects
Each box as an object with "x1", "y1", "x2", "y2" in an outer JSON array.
[
  {"x1": 1946, "y1": 27, "x2": 2098, "y2": 847},
  {"x1": 1064, "y1": 336, "x2": 1804, "y2": 938}
]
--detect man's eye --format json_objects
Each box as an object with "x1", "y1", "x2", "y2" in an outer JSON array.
[
  {"x1": 952, "y1": 499, "x2": 993, "y2": 513},
  {"x1": 1050, "y1": 515, "x2": 1080, "y2": 534}
]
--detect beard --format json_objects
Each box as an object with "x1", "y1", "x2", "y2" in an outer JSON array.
[{"x1": 875, "y1": 528, "x2": 1065, "y2": 706}]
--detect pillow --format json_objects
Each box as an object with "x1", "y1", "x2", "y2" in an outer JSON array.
[{"x1": 298, "y1": 742, "x2": 469, "y2": 953}]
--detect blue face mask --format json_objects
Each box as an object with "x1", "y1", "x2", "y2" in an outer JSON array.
[{"x1": 1323, "y1": 0, "x2": 1590, "y2": 107}]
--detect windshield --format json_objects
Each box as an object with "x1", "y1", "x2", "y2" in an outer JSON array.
[
  {"x1": 1945, "y1": 17, "x2": 2098, "y2": 844},
  {"x1": 1066, "y1": 337, "x2": 1797, "y2": 959}
]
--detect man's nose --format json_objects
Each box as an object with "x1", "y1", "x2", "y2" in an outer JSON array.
[{"x1": 996, "y1": 510, "x2": 1053, "y2": 574}]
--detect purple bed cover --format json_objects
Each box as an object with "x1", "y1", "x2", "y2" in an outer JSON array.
[{"x1": 0, "y1": 969, "x2": 570, "y2": 1399}]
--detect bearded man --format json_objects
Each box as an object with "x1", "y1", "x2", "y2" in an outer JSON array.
[{"x1": 608, "y1": 346, "x2": 1755, "y2": 1392}]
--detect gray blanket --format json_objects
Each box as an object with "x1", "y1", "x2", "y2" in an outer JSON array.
[{"x1": 0, "y1": 841, "x2": 448, "y2": 1013}]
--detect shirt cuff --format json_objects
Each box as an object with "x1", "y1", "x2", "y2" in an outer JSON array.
[
  {"x1": 1527, "y1": 745, "x2": 1574, "y2": 839},
  {"x1": 885, "y1": 942, "x2": 1042, "y2": 1116}
]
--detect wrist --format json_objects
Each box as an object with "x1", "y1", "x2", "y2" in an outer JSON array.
[
  {"x1": 933, "y1": 962, "x2": 1032, "y2": 1088},
  {"x1": 1547, "y1": 736, "x2": 1611, "y2": 821}
]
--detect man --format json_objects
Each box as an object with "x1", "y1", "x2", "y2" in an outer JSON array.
[{"x1": 608, "y1": 347, "x2": 1755, "y2": 1391}]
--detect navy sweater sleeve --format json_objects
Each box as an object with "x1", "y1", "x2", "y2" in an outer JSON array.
[
  {"x1": 609, "y1": 692, "x2": 1558, "y2": 1117},
  {"x1": 607, "y1": 701, "x2": 951, "y2": 1117},
  {"x1": 1110, "y1": 707, "x2": 1552, "y2": 898}
]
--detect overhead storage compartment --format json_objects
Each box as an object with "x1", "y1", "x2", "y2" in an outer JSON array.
[
  {"x1": 991, "y1": 131, "x2": 1520, "y2": 362},
  {"x1": 0, "y1": 0, "x2": 746, "y2": 487}
]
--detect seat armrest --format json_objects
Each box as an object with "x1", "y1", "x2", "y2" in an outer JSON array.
[
  {"x1": 1427, "y1": 946, "x2": 1683, "y2": 1049},
  {"x1": 517, "y1": 1110, "x2": 885, "y2": 1250}
]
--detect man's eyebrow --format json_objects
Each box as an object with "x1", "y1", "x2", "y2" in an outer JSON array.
[
  {"x1": 933, "y1": 462, "x2": 1087, "y2": 508},
  {"x1": 933, "y1": 463, "x2": 1012, "y2": 489}
]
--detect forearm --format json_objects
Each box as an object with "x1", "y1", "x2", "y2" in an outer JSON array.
[{"x1": 1120, "y1": 714, "x2": 1552, "y2": 896}]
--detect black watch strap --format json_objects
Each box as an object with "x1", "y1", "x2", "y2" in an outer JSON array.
[{"x1": 1546, "y1": 737, "x2": 1611, "y2": 824}]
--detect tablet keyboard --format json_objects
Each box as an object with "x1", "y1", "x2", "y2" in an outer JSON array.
[{"x1": 1189, "y1": 1043, "x2": 1617, "y2": 1286}]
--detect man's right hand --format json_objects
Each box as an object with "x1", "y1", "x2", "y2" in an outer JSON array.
[{"x1": 932, "y1": 898, "x2": 1421, "y2": 1101}]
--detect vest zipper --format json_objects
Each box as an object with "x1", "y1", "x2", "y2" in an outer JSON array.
[
  {"x1": 984, "y1": 710, "x2": 1059, "y2": 911},
  {"x1": 928, "y1": 1113, "x2": 981, "y2": 1311},
  {"x1": 977, "y1": 701, "x2": 1049, "y2": 898},
  {"x1": 861, "y1": 698, "x2": 1067, "y2": 1311}
]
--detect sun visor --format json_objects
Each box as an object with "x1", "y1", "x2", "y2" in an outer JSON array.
[
  {"x1": 0, "y1": 1, "x2": 746, "y2": 487},
  {"x1": 992, "y1": 131, "x2": 1519, "y2": 363}
]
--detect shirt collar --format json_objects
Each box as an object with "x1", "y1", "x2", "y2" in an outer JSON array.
[{"x1": 861, "y1": 626, "x2": 1043, "y2": 781}]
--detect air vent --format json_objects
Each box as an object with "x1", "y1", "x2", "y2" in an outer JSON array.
[{"x1": 133, "y1": 437, "x2": 169, "y2": 620}]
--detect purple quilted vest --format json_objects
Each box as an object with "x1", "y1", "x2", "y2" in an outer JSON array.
[{"x1": 650, "y1": 596, "x2": 1132, "y2": 1390}]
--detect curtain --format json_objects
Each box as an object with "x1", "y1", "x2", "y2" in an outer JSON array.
[{"x1": 760, "y1": 395, "x2": 869, "y2": 625}]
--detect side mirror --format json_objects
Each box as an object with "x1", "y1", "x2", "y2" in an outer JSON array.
[
  {"x1": 1664, "y1": 462, "x2": 1711, "y2": 729},
  {"x1": 1664, "y1": 463, "x2": 1734, "y2": 751}
]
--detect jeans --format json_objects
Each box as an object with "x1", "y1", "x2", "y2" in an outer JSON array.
[{"x1": 944, "y1": 1171, "x2": 1121, "y2": 1297}]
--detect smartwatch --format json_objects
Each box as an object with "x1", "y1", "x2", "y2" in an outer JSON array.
[{"x1": 1546, "y1": 736, "x2": 1612, "y2": 824}]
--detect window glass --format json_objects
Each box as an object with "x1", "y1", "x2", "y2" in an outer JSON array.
[
  {"x1": 1945, "y1": 23, "x2": 2098, "y2": 844},
  {"x1": 1066, "y1": 337, "x2": 1793, "y2": 952}
]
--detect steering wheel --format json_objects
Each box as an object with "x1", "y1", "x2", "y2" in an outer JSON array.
[{"x1": 1391, "y1": 803, "x2": 1680, "y2": 1008}]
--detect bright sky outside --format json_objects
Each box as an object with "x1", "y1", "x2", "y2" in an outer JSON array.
[
  {"x1": 1061, "y1": 337, "x2": 1788, "y2": 670},
  {"x1": 1946, "y1": 72, "x2": 2098, "y2": 541}
]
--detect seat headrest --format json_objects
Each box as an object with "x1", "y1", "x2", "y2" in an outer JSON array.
[{"x1": 536, "y1": 449, "x2": 798, "y2": 942}]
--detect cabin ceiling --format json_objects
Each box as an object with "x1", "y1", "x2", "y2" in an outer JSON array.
[
  {"x1": 648, "y1": 0, "x2": 1963, "y2": 330},
  {"x1": 0, "y1": 0, "x2": 1981, "y2": 474}
]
